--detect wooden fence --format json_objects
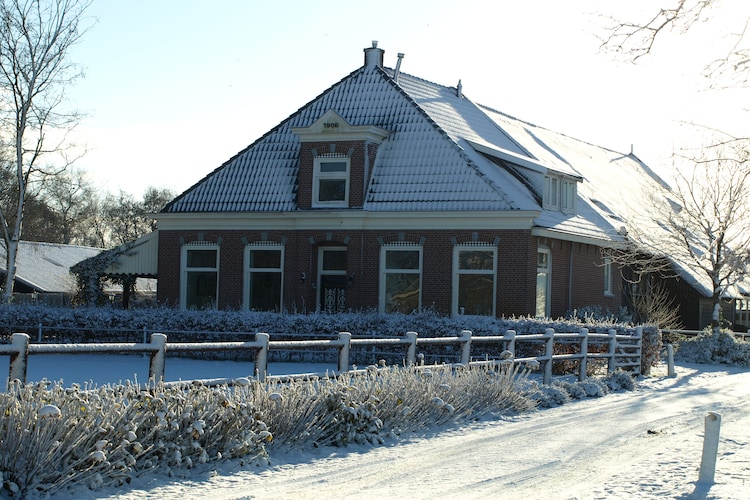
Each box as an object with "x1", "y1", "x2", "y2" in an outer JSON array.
[{"x1": 1, "y1": 327, "x2": 642, "y2": 389}]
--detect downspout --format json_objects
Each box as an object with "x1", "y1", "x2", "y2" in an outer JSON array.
[{"x1": 568, "y1": 242, "x2": 574, "y2": 312}]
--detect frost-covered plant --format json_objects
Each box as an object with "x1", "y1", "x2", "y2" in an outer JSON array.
[
  {"x1": 0, "y1": 380, "x2": 270, "y2": 497},
  {"x1": 674, "y1": 329, "x2": 750, "y2": 367},
  {"x1": 603, "y1": 369, "x2": 636, "y2": 391}
]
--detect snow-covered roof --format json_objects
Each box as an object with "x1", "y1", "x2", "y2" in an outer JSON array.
[
  {"x1": 0, "y1": 241, "x2": 101, "y2": 293},
  {"x1": 163, "y1": 44, "x2": 706, "y2": 251}
]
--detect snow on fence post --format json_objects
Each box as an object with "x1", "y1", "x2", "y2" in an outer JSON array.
[
  {"x1": 9, "y1": 332, "x2": 30, "y2": 386},
  {"x1": 543, "y1": 328, "x2": 554, "y2": 385},
  {"x1": 337, "y1": 332, "x2": 351, "y2": 372},
  {"x1": 607, "y1": 329, "x2": 617, "y2": 374},
  {"x1": 699, "y1": 412, "x2": 722, "y2": 483},
  {"x1": 503, "y1": 330, "x2": 516, "y2": 356},
  {"x1": 634, "y1": 326, "x2": 643, "y2": 375},
  {"x1": 405, "y1": 331, "x2": 418, "y2": 366},
  {"x1": 254, "y1": 332, "x2": 270, "y2": 381},
  {"x1": 579, "y1": 328, "x2": 589, "y2": 381},
  {"x1": 667, "y1": 344, "x2": 676, "y2": 377},
  {"x1": 148, "y1": 333, "x2": 167, "y2": 382},
  {"x1": 459, "y1": 330, "x2": 472, "y2": 365}
]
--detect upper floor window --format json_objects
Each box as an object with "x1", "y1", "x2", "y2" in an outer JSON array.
[
  {"x1": 453, "y1": 244, "x2": 496, "y2": 317},
  {"x1": 313, "y1": 154, "x2": 349, "y2": 207},
  {"x1": 244, "y1": 244, "x2": 284, "y2": 311},
  {"x1": 181, "y1": 243, "x2": 219, "y2": 310},
  {"x1": 561, "y1": 179, "x2": 576, "y2": 213},
  {"x1": 544, "y1": 174, "x2": 577, "y2": 213},
  {"x1": 380, "y1": 244, "x2": 422, "y2": 313},
  {"x1": 543, "y1": 176, "x2": 559, "y2": 209}
]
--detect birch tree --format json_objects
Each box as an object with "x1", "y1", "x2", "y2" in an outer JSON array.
[{"x1": 0, "y1": 0, "x2": 90, "y2": 302}]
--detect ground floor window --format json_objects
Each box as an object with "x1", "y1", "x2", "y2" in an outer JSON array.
[
  {"x1": 245, "y1": 244, "x2": 284, "y2": 311},
  {"x1": 453, "y1": 244, "x2": 496, "y2": 316},
  {"x1": 181, "y1": 243, "x2": 219, "y2": 310},
  {"x1": 536, "y1": 247, "x2": 550, "y2": 318},
  {"x1": 380, "y1": 244, "x2": 422, "y2": 313}
]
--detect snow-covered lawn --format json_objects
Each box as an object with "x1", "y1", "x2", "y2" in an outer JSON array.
[{"x1": 9, "y1": 356, "x2": 748, "y2": 499}]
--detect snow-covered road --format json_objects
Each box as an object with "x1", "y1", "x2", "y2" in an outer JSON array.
[{"x1": 92, "y1": 363, "x2": 749, "y2": 499}]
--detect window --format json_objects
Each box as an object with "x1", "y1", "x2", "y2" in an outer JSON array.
[
  {"x1": 561, "y1": 179, "x2": 576, "y2": 213},
  {"x1": 536, "y1": 247, "x2": 550, "y2": 318},
  {"x1": 544, "y1": 175, "x2": 577, "y2": 213},
  {"x1": 603, "y1": 256, "x2": 613, "y2": 297},
  {"x1": 244, "y1": 244, "x2": 284, "y2": 311},
  {"x1": 380, "y1": 244, "x2": 422, "y2": 313},
  {"x1": 543, "y1": 176, "x2": 559, "y2": 209},
  {"x1": 181, "y1": 244, "x2": 219, "y2": 310},
  {"x1": 313, "y1": 154, "x2": 349, "y2": 207},
  {"x1": 453, "y1": 244, "x2": 496, "y2": 316}
]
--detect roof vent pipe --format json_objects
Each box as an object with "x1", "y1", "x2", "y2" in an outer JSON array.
[
  {"x1": 394, "y1": 52, "x2": 404, "y2": 82},
  {"x1": 457, "y1": 79, "x2": 463, "y2": 98},
  {"x1": 364, "y1": 40, "x2": 384, "y2": 68}
]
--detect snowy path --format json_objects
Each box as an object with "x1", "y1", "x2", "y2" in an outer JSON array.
[{"x1": 84, "y1": 363, "x2": 750, "y2": 500}]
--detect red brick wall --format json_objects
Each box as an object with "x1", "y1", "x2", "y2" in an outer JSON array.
[{"x1": 157, "y1": 229, "x2": 624, "y2": 318}]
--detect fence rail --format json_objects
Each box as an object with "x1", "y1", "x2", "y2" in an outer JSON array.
[{"x1": 2, "y1": 327, "x2": 642, "y2": 390}]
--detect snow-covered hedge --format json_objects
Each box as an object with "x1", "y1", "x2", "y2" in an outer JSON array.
[
  {"x1": 0, "y1": 304, "x2": 661, "y2": 374},
  {"x1": 673, "y1": 329, "x2": 750, "y2": 367},
  {"x1": 0, "y1": 359, "x2": 639, "y2": 497}
]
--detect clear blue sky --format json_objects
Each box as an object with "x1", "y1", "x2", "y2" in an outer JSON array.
[{"x1": 64, "y1": 0, "x2": 747, "y2": 196}]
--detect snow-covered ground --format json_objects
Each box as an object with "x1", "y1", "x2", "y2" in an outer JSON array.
[{"x1": 7, "y1": 357, "x2": 750, "y2": 499}]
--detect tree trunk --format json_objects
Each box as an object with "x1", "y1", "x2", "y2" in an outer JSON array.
[{"x1": 1, "y1": 238, "x2": 19, "y2": 303}]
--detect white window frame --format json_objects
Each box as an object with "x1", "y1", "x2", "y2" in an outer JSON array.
[
  {"x1": 603, "y1": 256, "x2": 614, "y2": 297},
  {"x1": 379, "y1": 243, "x2": 423, "y2": 314},
  {"x1": 452, "y1": 243, "x2": 497, "y2": 317},
  {"x1": 181, "y1": 243, "x2": 220, "y2": 310},
  {"x1": 543, "y1": 176, "x2": 559, "y2": 210},
  {"x1": 536, "y1": 247, "x2": 551, "y2": 318},
  {"x1": 244, "y1": 243, "x2": 284, "y2": 311},
  {"x1": 561, "y1": 179, "x2": 577, "y2": 213},
  {"x1": 313, "y1": 154, "x2": 349, "y2": 208}
]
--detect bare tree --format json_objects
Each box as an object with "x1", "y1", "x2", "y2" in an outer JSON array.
[
  {"x1": 0, "y1": 0, "x2": 91, "y2": 302},
  {"x1": 599, "y1": 1, "x2": 750, "y2": 87},
  {"x1": 40, "y1": 167, "x2": 98, "y2": 244},
  {"x1": 614, "y1": 141, "x2": 750, "y2": 332}
]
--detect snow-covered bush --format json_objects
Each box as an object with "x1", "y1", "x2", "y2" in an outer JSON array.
[
  {"x1": 0, "y1": 380, "x2": 270, "y2": 498},
  {"x1": 673, "y1": 329, "x2": 750, "y2": 367}
]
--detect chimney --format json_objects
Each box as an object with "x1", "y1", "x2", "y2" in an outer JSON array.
[
  {"x1": 364, "y1": 40, "x2": 384, "y2": 68},
  {"x1": 394, "y1": 53, "x2": 404, "y2": 81}
]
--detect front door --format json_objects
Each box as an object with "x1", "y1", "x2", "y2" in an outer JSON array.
[{"x1": 318, "y1": 247, "x2": 347, "y2": 313}]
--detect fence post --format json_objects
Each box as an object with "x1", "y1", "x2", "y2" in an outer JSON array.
[
  {"x1": 607, "y1": 329, "x2": 617, "y2": 374},
  {"x1": 148, "y1": 333, "x2": 167, "y2": 383},
  {"x1": 459, "y1": 330, "x2": 472, "y2": 365},
  {"x1": 254, "y1": 332, "x2": 270, "y2": 381},
  {"x1": 699, "y1": 412, "x2": 722, "y2": 483},
  {"x1": 543, "y1": 328, "x2": 554, "y2": 385},
  {"x1": 9, "y1": 333, "x2": 30, "y2": 386},
  {"x1": 667, "y1": 344, "x2": 676, "y2": 377},
  {"x1": 338, "y1": 332, "x2": 351, "y2": 373},
  {"x1": 579, "y1": 328, "x2": 589, "y2": 381},
  {"x1": 634, "y1": 326, "x2": 643, "y2": 375},
  {"x1": 503, "y1": 330, "x2": 516, "y2": 357},
  {"x1": 405, "y1": 331, "x2": 418, "y2": 366}
]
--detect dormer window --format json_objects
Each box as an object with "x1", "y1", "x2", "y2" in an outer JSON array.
[
  {"x1": 544, "y1": 174, "x2": 577, "y2": 214},
  {"x1": 313, "y1": 154, "x2": 349, "y2": 207},
  {"x1": 543, "y1": 176, "x2": 559, "y2": 209}
]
